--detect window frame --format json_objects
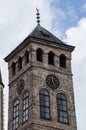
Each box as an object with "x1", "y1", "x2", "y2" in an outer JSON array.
[
  {"x1": 40, "y1": 89, "x2": 51, "y2": 120},
  {"x1": 12, "y1": 99, "x2": 19, "y2": 130},
  {"x1": 57, "y1": 93, "x2": 69, "y2": 124},
  {"x1": 22, "y1": 91, "x2": 29, "y2": 123}
]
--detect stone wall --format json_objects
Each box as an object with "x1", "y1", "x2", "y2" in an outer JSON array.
[{"x1": 8, "y1": 40, "x2": 77, "y2": 130}]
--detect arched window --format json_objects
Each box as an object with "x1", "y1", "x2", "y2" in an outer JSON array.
[
  {"x1": 40, "y1": 89, "x2": 50, "y2": 119},
  {"x1": 57, "y1": 93, "x2": 69, "y2": 124},
  {"x1": 60, "y1": 54, "x2": 66, "y2": 68},
  {"x1": 12, "y1": 99, "x2": 19, "y2": 130},
  {"x1": 36, "y1": 48, "x2": 43, "y2": 62},
  {"x1": 25, "y1": 51, "x2": 29, "y2": 64},
  {"x1": 11, "y1": 62, "x2": 16, "y2": 76},
  {"x1": 18, "y1": 57, "x2": 22, "y2": 70},
  {"x1": 48, "y1": 51, "x2": 54, "y2": 65},
  {"x1": 23, "y1": 92, "x2": 29, "y2": 122}
]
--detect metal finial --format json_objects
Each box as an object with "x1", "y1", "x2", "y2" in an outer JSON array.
[{"x1": 36, "y1": 8, "x2": 40, "y2": 25}]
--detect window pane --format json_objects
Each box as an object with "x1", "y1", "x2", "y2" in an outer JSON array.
[
  {"x1": 59, "y1": 111, "x2": 63, "y2": 117},
  {"x1": 41, "y1": 112, "x2": 46, "y2": 118},
  {"x1": 26, "y1": 115, "x2": 28, "y2": 120},
  {"x1": 63, "y1": 112, "x2": 67, "y2": 118},
  {"x1": 45, "y1": 108, "x2": 49, "y2": 113},
  {"x1": 64, "y1": 118, "x2": 68, "y2": 123},
  {"x1": 26, "y1": 109, "x2": 28, "y2": 114},
  {"x1": 45, "y1": 101, "x2": 49, "y2": 106},
  {"x1": 59, "y1": 117, "x2": 63, "y2": 122},
  {"x1": 63, "y1": 106, "x2": 67, "y2": 111},
  {"x1": 26, "y1": 103, "x2": 29, "y2": 108},
  {"x1": 58, "y1": 105, "x2": 63, "y2": 110},
  {"x1": 46, "y1": 113, "x2": 50, "y2": 119},
  {"x1": 62, "y1": 100, "x2": 66, "y2": 106},
  {"x1": 40, "y1": 90, "x2": 49, "y2": 95},
  {"x1": 40, "y1": 100, "x2": 45, "y2": 106},
  {"x1": 45, "y1": 96, "x2": 49, "y2": 101}
]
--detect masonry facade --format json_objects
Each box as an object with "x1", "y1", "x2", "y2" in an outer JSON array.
[{"x1": 5, "y1": 24, "x2": 77, "y2": 130}]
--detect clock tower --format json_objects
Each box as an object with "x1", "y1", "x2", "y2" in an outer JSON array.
[{"x1": 5, "y1": 15, "x2": 77, "y2": 130}]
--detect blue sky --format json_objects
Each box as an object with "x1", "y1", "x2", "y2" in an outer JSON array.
[
  {"x1": 0, "y1": 0, "x2": 86, "y2": 130},
  {"x1": 50, "y1": 0, "x2": 86, "y2": 37}
]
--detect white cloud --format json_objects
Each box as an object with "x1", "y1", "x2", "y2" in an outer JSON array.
[
  {"x1": 64, "y1": 18, "x2": 86, "y2": 62},
  {"x1": 64, "y1": 17, "x2": 86, "y2": 130}
]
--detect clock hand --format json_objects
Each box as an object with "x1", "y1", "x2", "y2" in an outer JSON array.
[{"x1": 52, "y1": 76, "x2": 55, "y2": 86}]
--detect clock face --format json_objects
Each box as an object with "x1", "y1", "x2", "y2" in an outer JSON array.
[
  {"x1": 17, "y1": 79, "x2": 25, "y2": 95},
  {"x1": 46, "y1": 75, "x2": 59, "y2": 89}
]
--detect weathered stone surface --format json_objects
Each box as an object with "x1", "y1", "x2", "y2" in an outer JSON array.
[{"x1": 7, "y1": 39, "x2": 77, "y2": 130}]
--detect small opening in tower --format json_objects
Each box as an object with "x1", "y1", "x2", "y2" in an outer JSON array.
[
  {"x1": 60, "y1": 54, "x2": 66, "y2": 68},
  {"x1": 48, "y1": 51, "x2": 54, "y2": 65},
  {"x1": 11, "y1": 62, "x2": 16, "y2": 76},
  {"x1": 36, "y1": 48, "x2": 43, "y2": 62},
  {"x1": 18, "y1": 57, "x2": 22, "y2": 70},
  {"x1": 25, "y1": 51, "x2": 29, "y2": 64}
]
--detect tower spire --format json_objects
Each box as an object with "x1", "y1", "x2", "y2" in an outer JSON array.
[{"x1": 36, "y1": 8, "x2": 40, "y2": 25}]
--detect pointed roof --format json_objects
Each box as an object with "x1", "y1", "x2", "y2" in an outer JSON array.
[
  {"x1": 4, "y1": 24, "x2": 75, "y2": 62},
  {"x1": 29, "y1": 25, "x2": 65, "y2": 44},
  {"x1": 0, "y1": 69, "x2": 4, "y2": 88}
]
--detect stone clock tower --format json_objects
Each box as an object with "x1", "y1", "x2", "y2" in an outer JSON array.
[{"x1": 5, "y1": 15, "x2": 77, "y2": 130}]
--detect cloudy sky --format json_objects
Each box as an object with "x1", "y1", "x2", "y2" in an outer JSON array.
[{"x1": 0, "y1": 0, "x2": 86, "y2": 130}]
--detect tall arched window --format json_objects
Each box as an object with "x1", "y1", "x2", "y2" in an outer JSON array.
[
  {"x1": 60, "y1": 54, "x2": 66, "y2": 68},
  {"x1": 36, "y1": 48, "x2": 43, "y2": 62},
  {"x1": 12, "y1": 99, "x2": 19, "y2": 130},
  {"x1": 57, "y1": 93, "x2": 69, "y2": 124},
  {"x1": 25, "y1": 51, "x2": 29, "y2": 64},
  {"x1": 40, "y1": 89, "x2": 50, "y2": 119},
  {"x1": 11, "y1": 62, "x2": 16, "y2": 76},
  {"x1": 48, "y1": 51, "x2": 54, "y2": 65},
  {"x1": 18, "y1": 57, "x2": 22, "y2": 70},
  {"x1": 23, "y1": 92, "x2": 29, "y2": 122}
]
